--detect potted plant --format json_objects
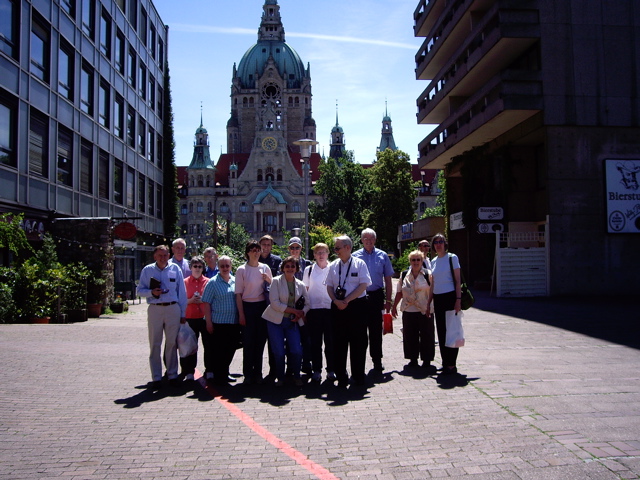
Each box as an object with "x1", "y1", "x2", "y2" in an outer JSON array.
[
  {"x1": 62, "y1": 262, "x2": 90, "y2": 322},
  {"x1": 87, "y1": 271, "x2": 107, "y2": 318},
  {"x1": 110, "y1": 295, "x2": 128, "y2": 314}
]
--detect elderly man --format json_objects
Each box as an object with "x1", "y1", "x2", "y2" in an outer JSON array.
[
  {"x1": 285, "y1": 236, "x2": 310, "y2": 280},
  {"x1": 353, "y1": 228, "x2": 394, "y2": 372},
  {"x1": 417, "y1": 239, "x2": 432, "y2": 270},
  {"x1": 170, "y1": 238, "x2": 191, "y2": 278},
  {"x1": 326, "y1": 235, "x2": 371, "y2": 387},
  {"x1": 259, "y1": 235, "x2": 282, "y2": 277},
  {"x1": 137, "y1": 245, "x2": 188, "y2": 390},
  {"x1": 203, "y1": 246, "x2": 219, "y2": 278}
]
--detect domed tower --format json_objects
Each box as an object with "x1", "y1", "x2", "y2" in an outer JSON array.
[
  {"x1": 378, "y1": 101, "x2": 397, "y2": 152},
  {"x1": 329, "y1": 102, "x2": 345, "y2": 159}
]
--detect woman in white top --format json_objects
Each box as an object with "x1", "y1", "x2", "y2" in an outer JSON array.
[
  {"x1": 302, "y1": 243, "x2": 335, "y2": 382},
  {"x1": 235, "y1": 240, "x2": 272, "y2": 384},
  {"x1": 426, "y1": 233, "x2": 462, "y2": 375},
  {"x1": 392, "y1": 250, "x2": 435, "y2": 369}
]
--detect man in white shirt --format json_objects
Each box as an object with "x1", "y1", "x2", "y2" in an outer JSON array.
[
  {"x1": 169, "y1": 238, "x2": 191, "y2": 278},
  {"x1": 326, "y1": 235, "x2": 371, "y2": 387}
]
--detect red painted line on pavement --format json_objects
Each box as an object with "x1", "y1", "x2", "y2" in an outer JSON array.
[{"x1": 195, "y1": 371, "x2": 339, "y2": 480}]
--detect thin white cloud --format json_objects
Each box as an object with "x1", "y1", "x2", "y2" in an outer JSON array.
[{"x1": 169, "y1": 23, "x2": 415, "y2": 50}]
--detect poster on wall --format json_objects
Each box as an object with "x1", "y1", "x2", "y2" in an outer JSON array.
[{"x1": 605, "y1": 159, "x2": 640, "y2": 233}]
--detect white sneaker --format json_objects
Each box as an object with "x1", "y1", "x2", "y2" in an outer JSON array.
[{"x1": 311, "y1": 372, "x2": 322, "y2": 382}]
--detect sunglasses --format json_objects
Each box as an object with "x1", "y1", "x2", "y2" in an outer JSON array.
[
  {"x1": 283, "y1": 264, "x2": 297, "y2": 269},
  {"x1": 191, "y1": 265, "x2": 204, "y2": 269},
  {"x1": 432, "y1": 240, "x2": 445, "y2": 245},
  {"x1": 410, "y1": 258, "x2": 423, "y2": 262},
  {"x1": 289, "y1": 246, "x2": 301, "y2": 250}
]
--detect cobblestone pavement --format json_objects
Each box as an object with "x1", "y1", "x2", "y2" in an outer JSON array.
[{"x1": 0, "y1": 291, "x2": 639, "y2": 479}]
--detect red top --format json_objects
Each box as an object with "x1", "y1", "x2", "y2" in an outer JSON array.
[{"x1": 184, "y1": 275, "x2": 210, "y2": 319}]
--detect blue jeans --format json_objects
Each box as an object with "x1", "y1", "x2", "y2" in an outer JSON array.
[{"x1": 266, "y1": 317, "x2": 302, "y2": 381}]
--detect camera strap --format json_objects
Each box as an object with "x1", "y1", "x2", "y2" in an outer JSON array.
[{"x1": 338, "y1": 258, "x2": 352, "y2": 290}]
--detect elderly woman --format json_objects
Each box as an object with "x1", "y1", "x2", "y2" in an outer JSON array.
[
  {"x1": 262, "y1": 256, "x2": 309, "y2": 386},
  {"x1": 181, "y1": 256, "x2": 210, "y2": 382},
  {"x1": 392, "y1": 250, "x2": 434, "y2": 369},
  {"x1": 427, "y1": 233, "x2": 462, "y2": 375}
]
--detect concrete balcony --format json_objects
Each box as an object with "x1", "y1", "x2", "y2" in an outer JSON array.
[
  {"x1": 417, "y1": 72, "x2": 542, "y2": 169},
  {"x1": 413, "y1": 0, "x2": 445, "y2": 38}
]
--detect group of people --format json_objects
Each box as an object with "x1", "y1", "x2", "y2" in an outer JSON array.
[{"x1": 137, "y1": 231, "x2": 464, "y2": 390}]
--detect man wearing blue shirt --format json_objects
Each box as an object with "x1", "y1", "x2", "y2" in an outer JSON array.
[
  {"x1": 137, "y1": 245, "x2": 188, "y2": 390},
  {"x1": 353, "y1": 228, "x2": 394, "y2": 372}
]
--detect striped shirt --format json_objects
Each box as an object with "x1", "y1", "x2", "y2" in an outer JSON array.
[{"x1": 201, "y1": 273, "x2": 238, "y2": 324}]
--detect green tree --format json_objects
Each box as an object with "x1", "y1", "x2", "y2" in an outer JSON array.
[
  {"x1": 0, "y1": 213, "x2": 33, "y2": 259},
  {"x1": 312, "y1": 151, "x2": 372, "y2": 229},
  {"x1": 420, "y1": 170, "x2": 446, "y2": 219},
  {"x1": 367, "y1": 148, "x2": 417, "y2": 252},
  {"x1": 162, "y1": 62, "x2": 179, "y2": 238}
]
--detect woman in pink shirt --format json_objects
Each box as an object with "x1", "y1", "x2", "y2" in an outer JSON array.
[{"x1": 181, "y1": 256, "x2": 210, "y2": 382}]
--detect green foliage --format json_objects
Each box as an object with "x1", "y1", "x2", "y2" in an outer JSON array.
[
  {"x1": 367, "y1": 149, "x2": 417, "y2": 252},
  {"x1": 0, "y1": 268, "x2": 17, "y2": 323},
  {"x1": 331, "y1": 213, "x2": 358, "y2": 244},
  {"x1": 312, "y1": 152, "x2": 372, "y2": 230},
  {"x1": 162, "y1": 62, "x2": 180, "y2": 238},
  {"x1": 207, "y1": 220, "x2": 250, "y2": 254},
  {"x1": 215, "y1": 244, "x2": 246, "y2": 272},
  {"x1": 420, "y1": 170, "x2": 447, "y2": 219},
  {"x1": 0, "y1": 213, "x2": 33, "y2": 258}
]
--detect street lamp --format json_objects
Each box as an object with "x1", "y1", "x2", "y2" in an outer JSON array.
[{"x1": 293, "y1": 138, "x2": 318, "y2": 258}]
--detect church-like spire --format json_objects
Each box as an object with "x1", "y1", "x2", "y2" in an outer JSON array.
[
  {"x1": 330, "y1": 100, "x2": 345, "y2": 159},
  {"x1": 259, "y1": 0, "x2": 285, "y2": 42},
  {"x1": 189, "y1": 112, "x2": 215, "y2": 170},
  {"x1": 378, "y1": 100, "x2": 397, "y2": 152}
]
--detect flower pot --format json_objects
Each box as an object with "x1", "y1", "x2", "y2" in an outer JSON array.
[
  {"x1": 30, "y1": 317, "x2": 50, "y2": 324},
  {"x1": 87, "y1": 303, "x2": 102, "y2": 318},
  {"x1": 67, "y1": 308, "x2": 88, "y2": 322},
  {"x1": 110, "y1": 303, "x2": 125, "y2": 314}
]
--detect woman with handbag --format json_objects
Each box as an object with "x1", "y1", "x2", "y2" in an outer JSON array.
[
  {"x1": 427, "y1": 233, "x2": 462, "y2": 375},
  {"x1": 391, "y1": 250, "x2": 435, "y2": 370},
  {"x1": 262, "y1": 256, "x2": 309, "y2": 386}
]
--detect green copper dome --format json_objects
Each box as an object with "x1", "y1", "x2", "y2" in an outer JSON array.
[{"x1": 237, "y1": 41, "x2": 305, "y2": 89}]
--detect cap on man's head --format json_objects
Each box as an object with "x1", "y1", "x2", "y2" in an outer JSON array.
[{"x1": 288, "y1": 237, "x2": 302, "y2": 247}]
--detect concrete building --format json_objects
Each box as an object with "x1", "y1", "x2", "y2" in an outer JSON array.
[
  {"x1": 0, "y1": 0, "x2": 169, "y2": 280},
  {"x1": 414, "y1": 0, "x2": 639, "y2": 295}
]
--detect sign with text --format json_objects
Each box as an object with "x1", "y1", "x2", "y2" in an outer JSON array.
[
  {"x1": 605, "y1": 159, "x2": 640, "y2": 233},
  {"x1": 477, "y1": 207, "x2": 504, "y2": 220},
  {"x1": 450, "y1": 211, "x2": 465, "y2": 231}
]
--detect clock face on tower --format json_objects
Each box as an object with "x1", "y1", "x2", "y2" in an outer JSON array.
[{"x1": 262, "y1": 136, "x2": 277, "y2": 151}]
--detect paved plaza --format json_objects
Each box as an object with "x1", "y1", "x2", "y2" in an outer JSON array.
[{"x1": 1, "y1": 291, "x2": 639, "y2": 479}]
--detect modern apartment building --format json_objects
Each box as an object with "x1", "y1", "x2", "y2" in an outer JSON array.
[
  {"x1": 1, "y1": 0, "x2": 169, "y2": 284},
  {"x1": 414, "y1": 0, "x2": 639, "y2": 295}
]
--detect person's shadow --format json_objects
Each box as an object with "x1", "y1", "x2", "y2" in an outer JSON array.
[{"x1": 114, "y1": 381, "x2": 197, "y2": 408}]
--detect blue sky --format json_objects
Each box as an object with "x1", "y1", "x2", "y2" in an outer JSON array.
[{"x1": 152, "y1": 0, "x2": 434, "y2": 166}]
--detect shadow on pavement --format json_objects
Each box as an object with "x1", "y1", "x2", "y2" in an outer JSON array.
[
  {"x1": 472, "y1": 290, "x2": 640, "y2": 349},
  {"x1": 114, "y1": 381, "x2": 197, "y2": 408}
]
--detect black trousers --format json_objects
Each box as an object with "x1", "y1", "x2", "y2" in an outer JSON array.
[
  {"x1": 365, "y1": 288, "x2": 385, "y2": 362},
  {"x1": 331, "y1": 296, "x2": 368, "y2": 382},
  {"x1": 433, "y1": 290, "x2": 459, "y2": 368},
  {"x1": 179, "y1": 317, "x2": 208, "y2": 375},
  {"x1": 307, "y1": 308, "x2": 334, "y2": 373},
  {"x1": 402, "y1": 311, "x2": 435, "y2": 362},
  {"x1": 209, "y1": 323, "x2": 241, "y2": 380}
]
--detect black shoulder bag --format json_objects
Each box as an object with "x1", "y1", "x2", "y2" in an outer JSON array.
[{"x1": 448, "y1": 253, "x2": 474, "y2": 310}]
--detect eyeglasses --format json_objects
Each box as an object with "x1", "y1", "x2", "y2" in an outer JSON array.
[
  {"x1": 410, "y1": 258, "x2": 423, "y2": 262},
  {"x1": 283, "y1": 264, "x2": 296, "y2": 269},
  {"x1": 191, "y1": 265, "x2": 204, "y2": 269},
  {"x1": 334, "y1": 246, "x2": 343, "y2": 251},
  {"x1": 432, "y1": 240, "x2": 444, "y2": 245},
  {"x1": 289, "y1": 246, "x2": 301, "y2": 250},
  {"x1": 418, "y1": 244, "x2": 429, "y2": 248},
  {"x1": 249, "y1": 248, "x2": 261, "y2": 253},
  {"x1": 218, "y1": 264, "x2": 231, "y2": 269}
]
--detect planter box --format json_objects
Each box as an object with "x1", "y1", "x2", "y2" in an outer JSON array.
[
  {"x1": 87, "y1": 304, "x2": 102, "y2": 318},
  {"x1": 67, "y1": 309, "x2": 88, "y2": 322},
  {"x1": 110, "y1": 303, "x2": 125, "y2": 313}
]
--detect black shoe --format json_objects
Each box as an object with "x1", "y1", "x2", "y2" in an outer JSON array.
[
  {"x1": 337, "y1": 378, "x2": 349, "y2": 388},
  {"x1": 373, "y1": 361, "x2": 384, "y2": 372},
  {"x1": 227, "y1": 375, "x2": 237, "y2": 383},
  {"x1": 407, "y1": 359, "x2": 419, "y2": 368},
  {"x1": 169, "y1": 377, "x2": 182, "y2": 387},
  {"x1": 148, "y1": 380, "x2": 162, "y2": 390},
  {"x1": 352, "y1": 375, "x2": 366, "y2": 386},
  {"x1": 442, "y1": 366, "x2": 457, "y2": 375}
]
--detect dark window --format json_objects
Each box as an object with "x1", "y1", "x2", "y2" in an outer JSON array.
[
  {"x1": 139, "y1": 8, "x2": 147, "y2": 46},
  {"x1": 128, "y1": 0, "x2": 137, "y2": 30},
  {"x1": 138, "y1": 174, "x2": 145, "y2": 212},
  {"x1": 137, "y1": 117, "x2": 145, "y2": 155},
  {"x1": 58, "y1": 41, "x2": 74, "y2": 100},
  {"x1": 114, "y1": 94, "x2": 124, "y2": 139},
  {"x1": 28, "y1": 109, "x2": 48, "y2": 177},
  {"x1": 156, "y1": 184, "x2": 162, "y2": 218},
  {"x1": 147, "y1": 127, "x2": 154, "y2": 162},
  {"x1": 126, "y1": 106, "x2": 135, "y2": 147},
  {"x1": 98, "y1": 149, "x2": 109, "y2": 199},
  {"x1": 81, "y1": 0, "x2": 94, "y2": 39},
  {"x1": 156, "y1": 134, "x2": 162, "y2": 164},
  {"x1": 127, "y1": 47, "x2": 136, "y2": 87},
  {"x1": 157, "y1": 85, "x2": 163, "y2": 117},
  {"x1": 113, "y1": 159, "x2": 123, "y2": 204},
  {"x1": 149, "y1": 24, "x2": 156, "y2": 59},
  {"x1": 80, "y1": 63, "x2": 93, "y2": 115},
  {"x1": 80, "y1": 139, "x2": 93, "y2": 193},
  {"x1": 138, "y1": 63, "x2": 145, "y2": 99},
  {"x1": 99, "y1": 9, "x2": 111, "y2": 58},
  {"x1": 98, "y1": 78, "x2": 109, "y2": 128},
  {"x1": 158, "y1": 39, "x2": 164, "y2": 70},
  {"x1": 57, "y1": 127, "x2": 73, "y2": 186},
  {"x1": 0, "y1": 0, "x2": 18, "y2": 59},
  {"x1": 148, "y1": 75, "x2": 155, "y2": 110},
  {"x1": 30, "y1": 16, "x2": 50, "y2": 82},
  {"x1": 126, "y1": 167, "x2": 135, "y2": 209},
  {"x1": 0, "y1": 95, "x2": 16, "y2": 167},
  {"x1": 115, "y1": 29, "x2": 124, "y2": 75},
  {"x1": 115, "y1": 0, "x2": 124, "y2": 13},
  {"x1": 147, "y1": 179, "x2": 154, "y2": 215},
  {"x1": 60, "y1": 0, "x2": 74, "y2": 17}
]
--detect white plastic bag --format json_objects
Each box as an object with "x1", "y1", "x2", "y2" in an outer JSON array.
[
  {"x1": 445, "y1": 310, "x2": 465, "y2": 348},
  {"x1": 177, "y1": 323, "x2": 198, "y2": 357}
]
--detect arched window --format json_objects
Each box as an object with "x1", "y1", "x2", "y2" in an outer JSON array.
[
  {"x1": 249, "y1": 97, "x2": 254, "y2": 105},
  {"x1": 257, "y1": 169, "x2": 263, "y2": 181},
  {"x1": 197, "y1": 175, "x2": 203, "y2": 187},
  {"x1": 288, "y1": 97, "x2": 293, "y2": 105},
  {"x1": 239, "y1": 202, "x2": 249, "y2": 212},
  {"x1": 220, "y1": 202, "x2": 230, "y2": 213},
  {"x1": 265, "y1": 167, "x2": 274, "y2": 182},
  {"x1": 197, "y1": 202, "x2": 203, "y2": 213},
  {"x1": 292, "y1": 201, "x2": 301, "y2": 212},
  {"x1": 243, "y1": 97, "x2": 248, "y2": 105},
  {"x1": 294, "y1": 97, "x2": 299, "y2": 105},
  {"x1": 206, "y1": 176, "x2": 211, "y2": 187},
  {"x1": 189, "y1": 202, "x2": 194, "y2": 213},
  {"x1": 181, "y1": 204, "x2": 188, "y2": 215},
  {"x1": 276, "y1": 169, "x2": 282, "y2": 181},
  {"x1": 207, "y1": 202, "x2": 212, "y2": 213},
  {"x1": 263, "y1": 214, "x2": 277, "y2": 232}
]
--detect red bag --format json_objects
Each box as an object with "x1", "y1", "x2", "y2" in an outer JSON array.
[{"x1": 383, "y1": 313, "x2": 393, "y2": 335}]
